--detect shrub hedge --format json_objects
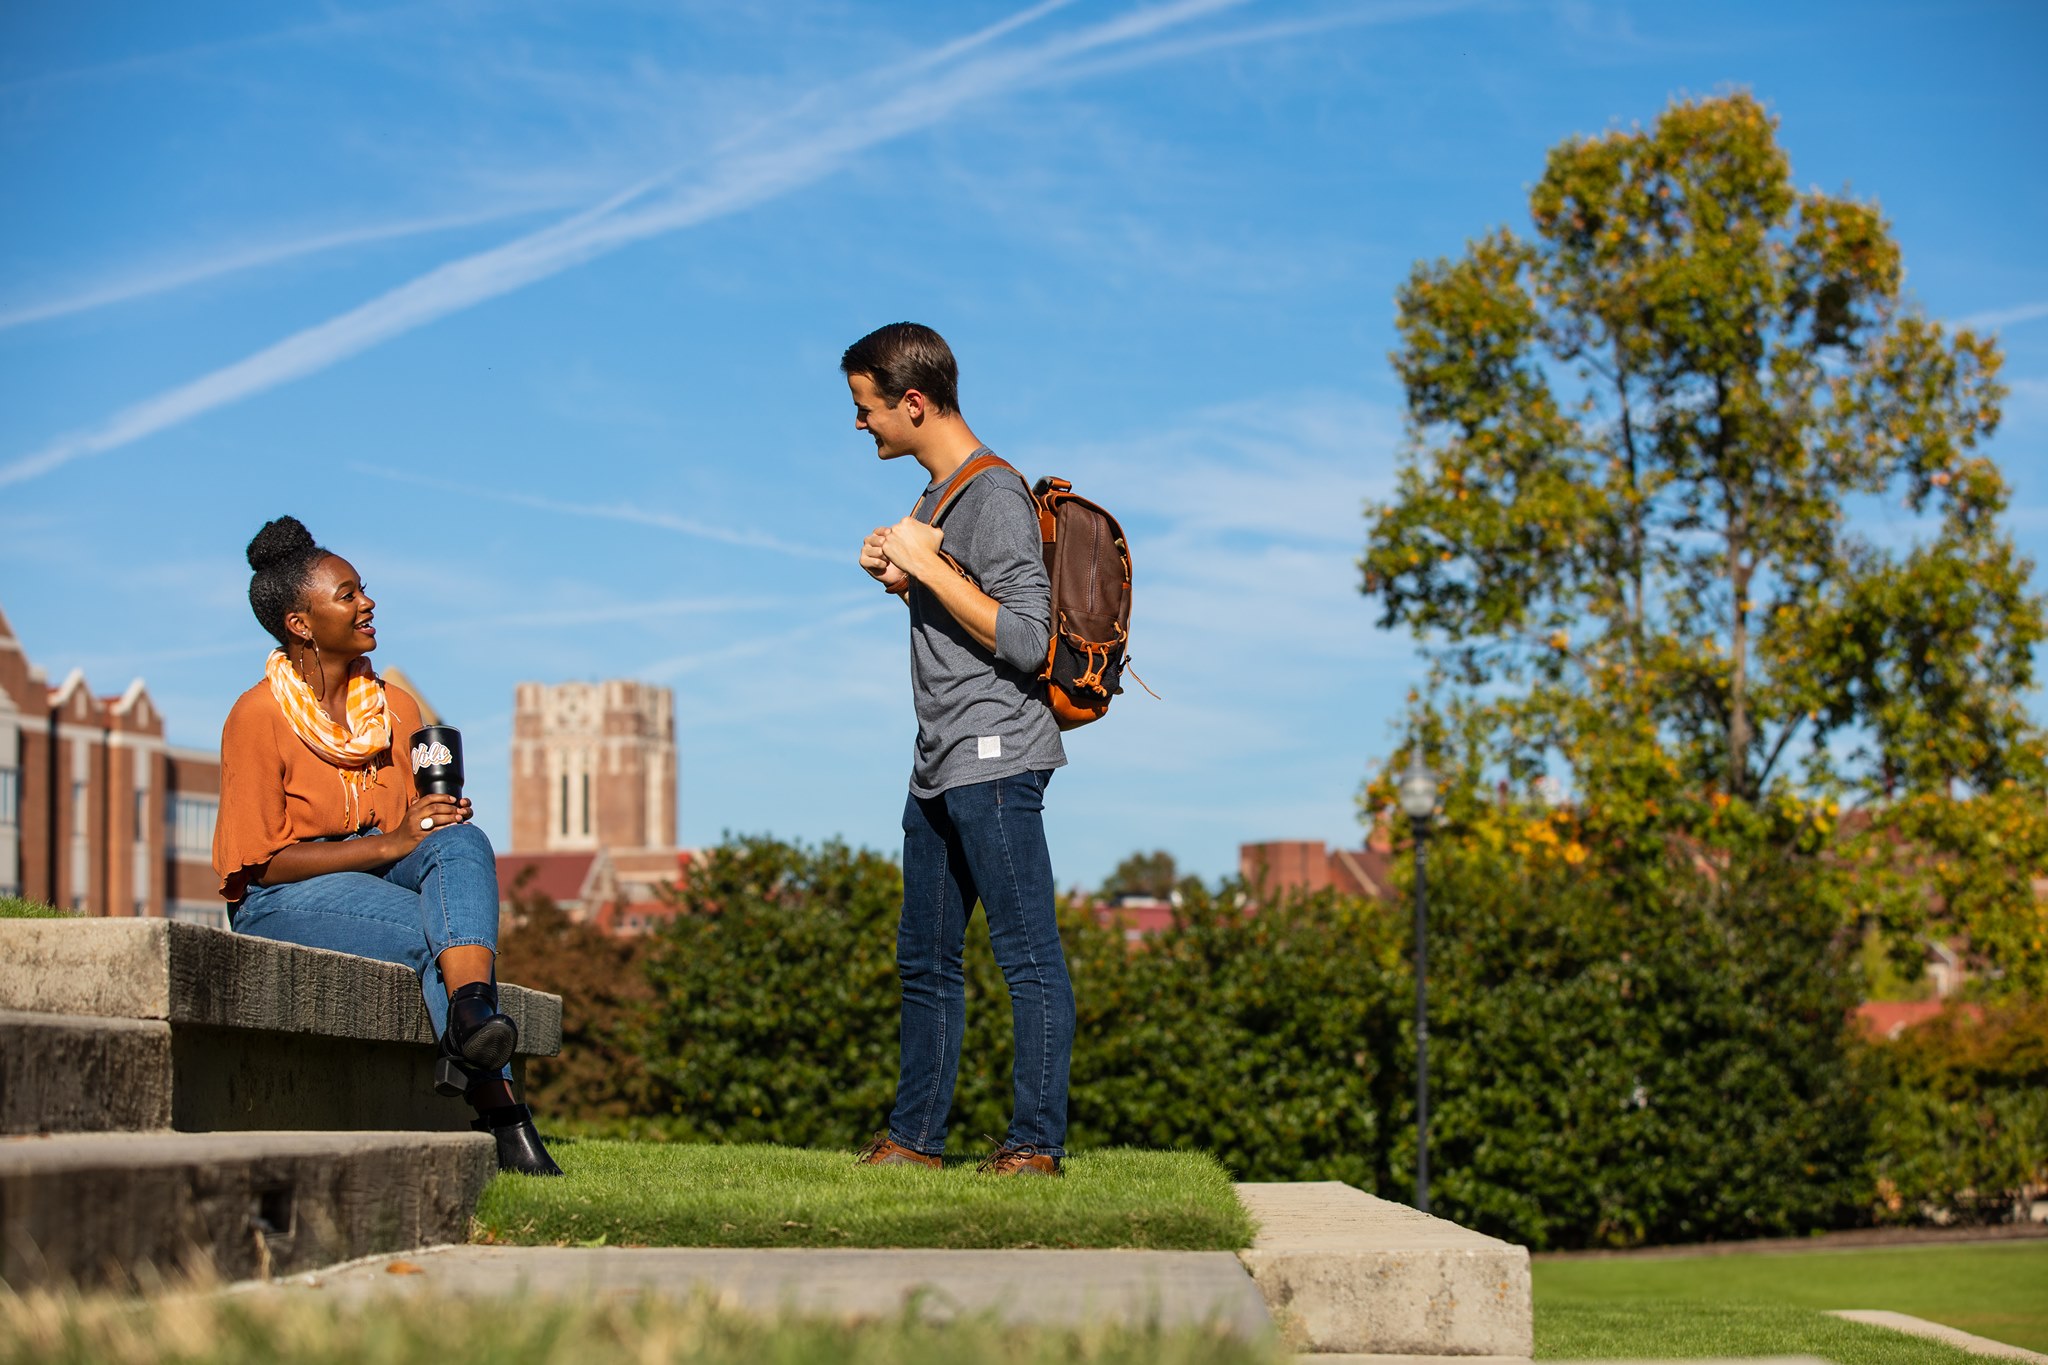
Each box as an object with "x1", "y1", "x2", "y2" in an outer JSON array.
[
  {"x1": 506, "y1": 833, "x2": 2038, "y2": 1248},
  {"x1": 1415, "y1": 838, "x2": 1870, "y2": 1248},
  {"x1": 1857, "y1": 997, "x2": 2048, "y2": 1223},
  {"x1": 527, "y1": 833, "x2": 1896, "y2": 1249},
  {"x1": 497, "y1": 889, "x2": 657, "y2": 1125},
  {"x1": 618, "y1": 837, "x2": 1410, "y2": 1190}
]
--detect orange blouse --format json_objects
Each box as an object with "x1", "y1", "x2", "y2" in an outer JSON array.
[{"x1": 212, "y1": 673, "x2": 425, "y2": 902}]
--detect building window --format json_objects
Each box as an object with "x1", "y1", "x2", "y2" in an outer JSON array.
[
  {"x1": 167, "y1": 796, "x2": 217, "y2": 860},
  {"x1": 0, "y1": 763, "x2": 17, "y2": 899},
  {"x1": 134, "y1": 788, "x2": 149, "y2": 844},
  {"x1": 70, "y1": 780, "x2": 89, "y2": 904},
  {"x1": 581, "y1": 773, "x2": 591, "y2": 836},
  {"x1": 559, "y1": 774, "x2": 569, "y2": 836}
]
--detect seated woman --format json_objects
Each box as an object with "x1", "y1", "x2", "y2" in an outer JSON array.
[{"x1": 211, "y1": 515, "x2": 561, "y2": 1177}]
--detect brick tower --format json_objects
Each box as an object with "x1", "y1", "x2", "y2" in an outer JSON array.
[{"x1": 509, "y1": 681, "x2": 676, "y2": 854}]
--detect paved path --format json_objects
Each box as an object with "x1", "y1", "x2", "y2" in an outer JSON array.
[
  {"x1": 256, "y1": 1244, "x2": 1275, "y2": 1340},
  {"x1": 1830, "y1": 1310, "x2": 2048, "y2": 1361}
]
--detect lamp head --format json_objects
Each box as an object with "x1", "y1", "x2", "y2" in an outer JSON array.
[{"x1": 1397, "y1": 750, "x2": 1438, "y2": 821}]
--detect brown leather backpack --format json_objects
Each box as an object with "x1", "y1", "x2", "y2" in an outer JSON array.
[{"x1": 919, "y1": 453, "x2": 1137, "y2": 730}]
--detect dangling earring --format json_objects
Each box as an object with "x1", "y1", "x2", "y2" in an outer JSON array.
[{"x1": 311, "y1": 637, "x2": 325, "y2": 688}]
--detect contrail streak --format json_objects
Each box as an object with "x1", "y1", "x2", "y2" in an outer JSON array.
[
  {"x1": 351, "y1": 464, "x2": 844, "y2": 561},
  {"x1": 0, "y1": 200, "x2": 569, "y2": 332},
  {"x1": 0, "y1": 0, "x2": 1251, "y2": 493},
  {"x1": 1959, "y1": 300, "x2": 2048, "y2": 332}
]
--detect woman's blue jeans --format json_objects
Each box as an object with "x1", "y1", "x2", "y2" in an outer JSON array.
[
  {"x1": 232, "y1": 822, "x2": 510, "y2": 1080},
  {"x1": 890, "y1": 769, "x2": 1073, "y2": 1158}
]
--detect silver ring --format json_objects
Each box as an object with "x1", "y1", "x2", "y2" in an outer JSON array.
[{"x1": 420, "y1": 817, "x2": 434, "y2": 830}]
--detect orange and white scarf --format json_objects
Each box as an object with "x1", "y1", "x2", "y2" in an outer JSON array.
[{"x1": 265, "y1": 649, "x2": 391, "y2": 830}]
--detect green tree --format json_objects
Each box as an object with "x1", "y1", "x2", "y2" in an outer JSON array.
[
  {"x1": 1359, "y1": 92, "x2": 2046, "y2": 987},
  {"x1": 1361, "y1": 91, "x2": 2041, "y2": 806},
  {"x1": 1100, "y1": 849, "x2": 1178, "y2": 900}
]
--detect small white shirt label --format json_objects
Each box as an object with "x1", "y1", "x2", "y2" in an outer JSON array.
[{"x1": 978, "y1": 736, "x2": 1002, "y2": 760}]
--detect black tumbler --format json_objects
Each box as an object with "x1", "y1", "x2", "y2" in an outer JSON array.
[{"x1": 409, "y1": 725, "x2": 464, "y2": 799}]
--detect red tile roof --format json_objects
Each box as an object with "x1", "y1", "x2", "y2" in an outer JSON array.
[
  {"x1": 1853, "y1": 1000, "x2": 1983, "y2": 1040},
  {"x1": 497, "y1": 851, "x2": 599, "y2": 904}
]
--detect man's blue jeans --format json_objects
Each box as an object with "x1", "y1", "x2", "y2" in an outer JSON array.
[
  {"x1": 890, "y1": 769, "x2": 1073, "y2": 1158},
  {"x1": 232, "y1": 822, "x2": 511, "y2": 1079}
]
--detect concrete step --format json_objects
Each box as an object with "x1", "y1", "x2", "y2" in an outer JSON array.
[
  {"x1": 0, "y1": 919, "x2": 560, "y2": 1134},
  {"x1": 1235, "y1": 1182, "x2": 1532, "y2": 1358},
  {"x1": 0, "y1": 1010, "x2": 172, "y2": 1134},
  {"x1": 254, "y1": 1244, "x2": 1278, "y2": 1339},
  {"x1": 0, "y1": 1129, "x2": 494, "y2": 1290}
]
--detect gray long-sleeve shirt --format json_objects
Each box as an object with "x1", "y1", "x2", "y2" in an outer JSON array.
[{"x1": 907, "y1": 453, "x2": 1068, "y2": 797}]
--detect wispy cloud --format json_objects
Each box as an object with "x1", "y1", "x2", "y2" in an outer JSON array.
[
  {"x1": 482, "y1": 594, "x2": 836, "y2": 631},
  {"x1": 350, "y1": 463, "x2": 844, "y2": 561},
  {"x1": 0, "y1": 0, "x2": 1311, "y2": 492},
  {"x1": 638, "y1": 600, "x2": 898, "y2": 680},
  {"x1": 1048, "y1": 0, "x2": 1478, "y2": 85},
  {"x1": 1959, "y1": 300, "x2": 2048, "y2": 332},
  {"x1": 0, "y1": 201, "x2": 568, "y2": 332}
]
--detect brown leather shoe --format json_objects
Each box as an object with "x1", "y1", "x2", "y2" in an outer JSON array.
[
  {"x1": 855, "y1": 1131, "x2": 942, "y2": 1169},
  {"x1": 976, "y1": 1139, "x2": 1062, "y2": 1177}
]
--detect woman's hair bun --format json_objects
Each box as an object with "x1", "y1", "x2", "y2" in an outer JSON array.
[{"x1": 246, "y1": 516, "x2": 316, "y2": 573}]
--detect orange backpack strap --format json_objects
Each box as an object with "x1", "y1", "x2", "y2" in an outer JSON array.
[
  {"x1": 914, "y1": 451, "x2": 1018, "y2": 526},
  {"x1": 900, "y1": 452, "x2": 1019, "y2": 588}
]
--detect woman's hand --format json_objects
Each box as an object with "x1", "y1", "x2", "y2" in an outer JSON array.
[
  {"x1": 386, "y1": 794, "x2": 470, "y2": 856},
  {"x1": 256, "y1": 795, "x2": 473, "y2": 885}
]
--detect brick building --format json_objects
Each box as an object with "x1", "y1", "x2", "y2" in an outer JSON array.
[
  {"x1": 0, "y1": 601, "x2": 222, "y2": 923},
  {"x1": 499, "y1": 679, "x2": 688, "y2": 933},
  {"x1": 1239, "y1": 836, "x2": 1396, "y2": 901},
  {"x1": 508, "y1": 680, "x2": 675, "y2": 854}
]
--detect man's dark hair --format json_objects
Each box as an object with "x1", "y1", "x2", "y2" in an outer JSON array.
[
  {"x1": 245, "y1": 515, "x2": 330, "y2": 648},
  {"x1": 840, "y1": 322, "x2": 960, "y2": 414}
]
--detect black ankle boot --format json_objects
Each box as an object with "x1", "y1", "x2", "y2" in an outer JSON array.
[
  {"x1": 444, "y1": 981, "x2": 519, "y2": 1073},
  {"x1": 474, "y1": 1103, "x2": 563, "y2": 1176}
]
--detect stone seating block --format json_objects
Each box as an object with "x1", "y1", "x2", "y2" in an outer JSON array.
[{"x1": 0, "y1": 920, "x2": 561, "y2": 1134}]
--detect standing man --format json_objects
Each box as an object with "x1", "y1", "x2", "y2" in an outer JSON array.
[{"x1": 845, "y1": 322, "x2": 1073, "y2": 1177}]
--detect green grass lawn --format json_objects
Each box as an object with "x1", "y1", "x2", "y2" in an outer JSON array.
[
  {"x1": 0, "y1": 1289, "x2": 1286, "y2": 1365},
  {"x1": 474, "y1": 1140, "x2": 1255, "y2": 1251},
  {"x1": 0, "y1": 896, "x2": 69, "y2": 918},
  {"x1": 1534, "y1": 1240, "x2": 2048, "y2": 1360},
  {"x1": 1538, "y1": 1302, "x2": 1988, "y2": 1364}
]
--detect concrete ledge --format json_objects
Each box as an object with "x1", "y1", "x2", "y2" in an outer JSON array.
[
  {"x1": 260, "y1": 1245, "x2": 1277, "y2": 1339},
  {"x1": 0, "y1": 919, "x2": 560, "y2": 1054},
  {"x1": 1236, "y1": 1182, "x2": 1532, "y2": 1358},
  {"x1": 1293, "y1": 1356, "x2": 1533, "y2": 1364},
  {"x1": 1, "y1": 1011, "x2": 172, "y2": 1134},
  {"x1": 0, "y1": 1130, "x2": 495, "y2": 1290}
]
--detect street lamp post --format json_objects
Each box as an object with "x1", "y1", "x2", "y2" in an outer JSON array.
[{"x1": 1397, "y1": 750, "x2": 1439, "y2": 1215}]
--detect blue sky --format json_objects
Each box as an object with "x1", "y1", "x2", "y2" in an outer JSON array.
[{"x1": 2, "y1": 0, "x2": 2043, "y2": 890}]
